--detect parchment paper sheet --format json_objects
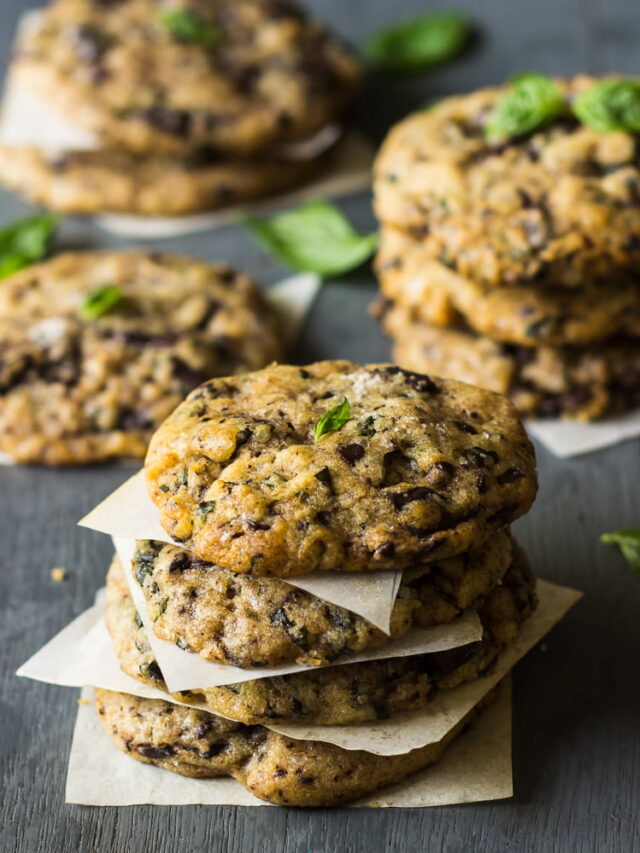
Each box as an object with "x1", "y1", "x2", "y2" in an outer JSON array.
[
  {"x1": 65, "y1": 678, "x2": 513, "y2": 808},
  {"x1": 17, "y1": 578, "x2": 580, "y2": 754},
  {"x1": 80, "y1": 476, "x2": 404, "y2": 633},
  {"x1": 527, "y1": 411, "x2": 640, "y2": 458}
]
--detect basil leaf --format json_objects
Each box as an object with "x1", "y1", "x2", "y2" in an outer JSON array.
[
  {"x1": 365, "y1": 12, "x2": 470, "y2": 72},
  {"x1": 485, "y1": 73, "x2": 565, "y2": 140},
  {"x1": 573, "y1": 79, "x2": 640, "y2": 133},
  {"x1": 0, "y1": 214, "x2": 58, "y2": 279},
  {"x1": 601, "y1": 529, "x2": 640, "y2": 573},
  {"x1": 80, "y1": 285, "x2": 123, "y2": 321},
  {"x1": 159, "y1": 9, "x2": 219, "y2": 47},
  {"x1": 244, "y1": 201, "x2": 378, "y2": 277},
  {"x1": 314, "y1": 397, "x2": 351, "y2": 441}
]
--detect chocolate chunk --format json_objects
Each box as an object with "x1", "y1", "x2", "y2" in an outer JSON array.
[
  {"x1": 374, "y1": 541, "x2": 396, "y2": 559},
  {"x1": 497, "y1": 468, "x2": 524, "y2": 485},
  {"x1": 453, "y1": 420, "x2": 478, "y2": 435},
  {"x1": 136, "y1": 744, "x2": 175, "y2": 760},
  {"x1": 391, "y1": 486, "x2": 433, "y2": 510},
  {"x1": 461, "y1": 447, "x2": 499, "y2": 469},
  {"x1": 139, "y1": 107, "x2": 192, "y2": 137},
  {"x1": 338, "y1": 443, "x2": 365, "y2": 465}
]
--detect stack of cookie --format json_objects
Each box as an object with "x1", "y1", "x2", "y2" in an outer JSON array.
[
  {"x1": 0, "y1": 250, "x2": 282, "y2": 464},
  {"x1": 98, "y1": 360, "x2": 541, "y2": 806},
  {"x1": 0, "y1": 0, "x2": 360, "y2": 216},
  {"x1": 373, "y1": 76, "x2": 640, "y2": 421}
]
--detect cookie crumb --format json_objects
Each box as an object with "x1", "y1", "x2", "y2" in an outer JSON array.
[
  {"x1": 50, "y1": 567, "x2": 68, "y2": 582},
  {"x1": 77, "y1": 698, "x2": 90, "y2": 706}
]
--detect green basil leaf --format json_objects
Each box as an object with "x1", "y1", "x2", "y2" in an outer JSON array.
[
  {"x1": 573, "y1": 79, "x2": 640, "y2": 133},
  {"x1": 364, "y1": 12, "x2": 470, "y2": 72},
  {"x1": 80, "y1": 285, "x2": 123, "y2": 321},
  {"x1": 485, "y1": 73, "x2": 565, "y2": 140},
  {"x1": 159, "y1": 9, "x2": 219, "y2": 47},
  {"x1": 314, "y1": 397, "x2": 351, "y2": 441},
  {"x1": 0, "y1": 214, "x2": 58, "y2": 279},
  {"x1": 244, "y1": 201, "x2": 378, "y2": 277},
  {"x1": 600, "y1": 529, "x2": 640, "y2": 573}
]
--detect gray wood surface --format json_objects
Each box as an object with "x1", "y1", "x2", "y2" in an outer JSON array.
[{"x1": 1, "y1": 1, "x2": 639, "y2": 851}]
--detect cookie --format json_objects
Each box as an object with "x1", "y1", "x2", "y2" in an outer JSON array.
[
  {"x1": 0, "y1": 250, "x2": 282, "y2": 464},
  {"x1": 16, "y1": 0, "x2": 360, "y2": 156},
  {"x1": 145, "y1": 361, "x2": 537, "y2": 577},
  {"x1": 376, "y1": 226, "x2": 640, "y2": 348},
  {"x1": 106, "y1": 546, "x2": 537, "y2": 724},
  {"x1": 128, "y1": 531, "x2": 513, "y2": 668},
  {"x1": 381, "y1": 306, "x2": 640, "y2": 421},
  {"x1": 374, "y1": 76, "x2": 640, "y2": 289},
  {"x1": 0, "y1": 143, "x2": 330, "y2": 216},
  {"x1": 95, "y1": 685, "x2": 495, "y2": 807}
]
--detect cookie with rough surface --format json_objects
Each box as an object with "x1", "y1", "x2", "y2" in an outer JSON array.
[
  {"x1": 128, "y1": 531, "x2": 513, "y2": 668},
  {"x1": 16, "y1": 0, "x2": 360, "y2": 156},
  {"x1": 145, "y1": 361, "x2": 537, "y2": 576},
  {"x1": 0, "y1": 250, "x2": 282, "y2": 464},
  {"x1": 375, "y1": 226, "x2": 640, "y2": 348},
  {"x1": 95, "y1": 685, "x2": 495, "y2": 806},
  {"x1": 374, "y1": 76, "x2": 640, "y2": 289},
  {"x1": 106, "y1": 546, "x2": 537, "y2": 724},
  {"x1": 0, "y1": 143, "x2": 331, "y2": 216},
  {"x1": 382, "y1": 306, "x2": 640, "y2": 421}
]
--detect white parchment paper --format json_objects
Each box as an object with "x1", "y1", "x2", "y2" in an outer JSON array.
[
  {"x1": 527, "y1": 411, "x2": 640, "y2": 457},
  {"x1": 17, "y1": 577, "x2": 579, "y2": 754},
  {"x1": 65, "y1": 678, "x2": 513, "y2": 808}
]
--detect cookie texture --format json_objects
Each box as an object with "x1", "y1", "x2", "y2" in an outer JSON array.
[
  {"x1": 16, "y1": 0, "x2": 360, "y2": 156},
  {"x1": 106, "y1": 546, "x2": 537, "y2": 724},
  {"x1": 382, "y1": 306, "x2": 640, "y2": 421},
  {"x1": 128, "y1": 531, "x2": 513, "y2": 668},
  {"x1": 145, "y1": 361, "x2": 537, "y2": 576},
  {"x1": 374, "y1": 76, "x2": 640, "y2": 289},
  {"x1": 95, "y1": 685, "x2": 493, "y2": 806},
  {"x1": 0, "y1": 250, "x2": 282, "y2": 464},
  {"x1": 0, "y1": 143, "x2": 330, "y2": 216},
  {"x1": 376, "y1": 226, "x2": 640, "y2": 348}
]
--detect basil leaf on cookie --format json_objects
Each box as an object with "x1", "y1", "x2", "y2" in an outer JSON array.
[
  {"x1": 159, "y1": 9, "x2": 219, "y2": 47},
  {"x1": 81, "y1": 285, "x2": 123, "y2": 320},
  {"x1": 244, "y1": 201, "x2": 378, "y2": 276},
  {"x1": 485, "y1": 73, "x2": 565, "y2": 140},
  {"x1": 365, "y1": 12, "x2": 470, "y2": 72},
  {"x1": 573, "y1": 79, "x2": 640, "y2": 133},
  {"x1": 601, "y1": 529, "x2": 640, "y2": 573},
  {"x1": 0, "y1": 214, "x2": 58, "y2": 279},
  {"x1": 314, "y1": 397, "x2": 351, "y2": 440}
]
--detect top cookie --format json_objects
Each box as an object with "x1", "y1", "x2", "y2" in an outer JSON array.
[
  {"x1": 145, "y1": 361, "x2": 537, "y2": 576},
  {"x1": 16, "y1": 0, "x2": 360, "y2": 156},
  {"x1": 0, "y1": 250, "x2": 282, "y2": 464},
  {"x1": 374, "y1": 76, "x2": 640, "y2": 288}
]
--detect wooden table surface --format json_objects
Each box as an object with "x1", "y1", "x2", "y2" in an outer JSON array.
[{"x1": 1, "y1": 1, "x2": 639, "y2": 851}]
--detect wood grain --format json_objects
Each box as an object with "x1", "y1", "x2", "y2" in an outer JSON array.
[{"x1": 1, "y1": 1, "x2": 639, "y2": 851}]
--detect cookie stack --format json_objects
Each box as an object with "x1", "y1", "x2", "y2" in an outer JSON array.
[
  {"x1": 373, "y1": 76, "x2": 640, "y2": 421},
  {"x1": 0, "y1": 250, "x2": 282, "y2": 464},
  {"x1": 98, "y1": 360, "x2": 541, "y2": 806},
  {"x1": 0, "y1": 0, "x2": 360, "y2": 216}
]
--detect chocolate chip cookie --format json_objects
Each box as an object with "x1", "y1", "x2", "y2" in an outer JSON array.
[
  {"x1": 0, "y1": 143, "x2": 331, "y2": 216},
  {"x1": 128, "y1": 531, "x2": 513, "y2": 668},
  {"x1": 374, "y1": 76, "x2": 640, "y2": 289},
  {"x1": 106, "y1": 545, "x2": 537, "y2": 724},
  {"x1": 16, "y1": 0, "x2": 360, "y2": 156},
  {"x1": 145, "y1": 361, "x2": 537, "y2": 576},
  {"x1": 382, "y1": 305, "x2": 640, "y2": 420},
  {"x1": 95, "y1": 684, "x2": 496, "y2": 806},
  {"x1": 0, "y1": 250, "x2": 282, "y2": 464},
  {"x1": 376, "y1": 226, "x2": 640, "y2": 348}
]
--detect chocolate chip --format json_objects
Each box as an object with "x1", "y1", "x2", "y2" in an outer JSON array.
[
  {"x1": 375, "y1": 542, "x2": 396, "y2": 559},
  {"x1": 169, "y1": 553, "x2": 190, "y2": 573},
  {"x1": 425, "y1": 461, "x2": 455, "y2": 487},
  {"x1": 461, "y1": 447, "x2": 498, "y2": 469},
  {"x1": 390, "y1": 486, "x2": 433, "y2": 510},
  {"x1": 338, "y1": 443, "x2": 365, "y2": 465},
  {"x1": 497, "y1": 468, "x2": 524, "y2": 485},
  {"x1": 453, "y1": 420, "x2": 478, "y2": 435},
  {"x1": 136, "y1": 745, "x2": 175, "y2": 760},
  {"x1": 247, "y1": 519, "x2": 271, "y2": 531},
  {"x1": 139, "y1": 107, "x2": 191, "y2": 137}
]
